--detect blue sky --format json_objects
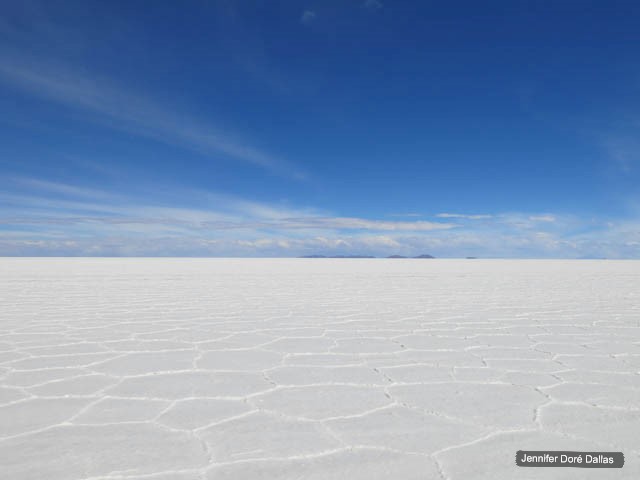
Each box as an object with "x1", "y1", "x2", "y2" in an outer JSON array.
[{"x1": 1, "y1": 0, "x2": 640, "y2": 258}]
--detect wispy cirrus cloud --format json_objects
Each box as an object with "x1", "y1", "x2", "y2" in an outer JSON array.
[
  {"x1": 436, "y1": 212, "x2": 562, "y2": 228},
  {"x1": 436, "y1": 213, "x2": 493, "y2": 220},
  {"x1": 363, "y1": 0, "x2": 383, "y2": 11},
  {"x1": 601, "y1": 134, "x2": 640, "y2": 174},
  {"x1": 528, "y1": 215, "x2": 556, "y2": 223},
  {"x1": 276, "y1": 217, "x2": 454, "y2": 231},
  {"x1": 0, "y1": 54, "x2": 305, "y2": 179},
  {"x1": 388, "y1": 213, "x2": 422, "y2": 218},
  {"x1": 1, "y1": 211, "x2": 456, "y2": 233},
  {"x1": 0, "y1": 177, "x2": 456, "y2": 237},
  {"x1": 300, "y1": 10, "x2": 317, "y2": 25}
]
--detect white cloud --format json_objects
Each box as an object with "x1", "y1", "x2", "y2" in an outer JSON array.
[
  {"x1": 363, "y1": 0, "x2": 383, "y2": 10},
  {"x1": 2, "y1": 177, "x2": 639, "y2": 258},
  {"x1": 602, "y1": 135, "x2": 640, "y2": 173},
  {"x1": 300, "y1": 10, "x2": 317, "y2": 25},
  {"x1": 436, "y1": 213, "x2": 493, "y2": 220},
  {"x1": 2, "y1": 227, "x2": 637, "y2": 258},
  {"x1": 529, "y1": 215, "x2": 556, "y2": 222},
  {"x1": 0, "y1": 177, "x2": 456, "y2": 236},
  {"x1": 388, "y1": 213, "x2": 422, "y2": 218},
  {"x1": 0, "y1": 55, "x2": 304, "y2": 179},
  {"x1": 0, "y1": 213, "x2": 456, "y2": 233},
  {"x1": 274, "y1": 217, "x2": 456, "y2": 231}
]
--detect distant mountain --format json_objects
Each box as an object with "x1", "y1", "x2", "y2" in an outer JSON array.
[
  {"x1": 413, "y1": 254, "x2": 435, "y2": 259},
  {"x1": 466, "y1": 256, "x2": 477, "y2": 259},
  {"x1": 387, "y1": 255, "x2": 407, "y2": 259}
]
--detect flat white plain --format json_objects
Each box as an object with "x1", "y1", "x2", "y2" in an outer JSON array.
[{"x1": 0, "y1": 258, "x2": 638, "y2": 479}]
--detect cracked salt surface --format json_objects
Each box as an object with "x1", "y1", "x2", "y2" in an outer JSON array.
[{"x1": 0, "y1": 258, "x2": 638, "y2": 479}]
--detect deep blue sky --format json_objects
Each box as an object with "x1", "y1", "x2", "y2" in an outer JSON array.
[{"x1": 1, "y1": 0, "x2": 640, "y2": 257}]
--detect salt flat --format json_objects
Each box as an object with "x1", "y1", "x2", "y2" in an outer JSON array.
[{"x1": 0, "y1": 258, "x2": 638, "y2": 479}]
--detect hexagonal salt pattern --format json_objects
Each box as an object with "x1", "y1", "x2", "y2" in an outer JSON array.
[{"x1": 0, "y1": 258, "x2": 639, "y2": 479}]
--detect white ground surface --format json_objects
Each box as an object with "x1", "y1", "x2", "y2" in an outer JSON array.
[{"x1": 0, "y1": 258, "x2": 638, "y2": 480}]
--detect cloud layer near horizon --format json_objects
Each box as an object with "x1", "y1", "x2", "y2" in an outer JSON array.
[{"x1": 1, "y1": 177, "x2": 638, "y2": 258}]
